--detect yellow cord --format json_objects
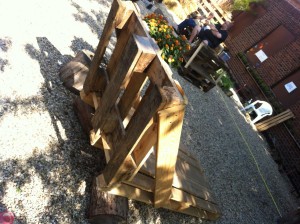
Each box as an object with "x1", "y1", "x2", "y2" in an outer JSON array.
[{"x1": 218, "y1": 89, "x2": 282, "y2": 217}]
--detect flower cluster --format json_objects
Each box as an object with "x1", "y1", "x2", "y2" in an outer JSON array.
[{"x1": 144, "y1": 13, "x2": 191, "y2": 67}]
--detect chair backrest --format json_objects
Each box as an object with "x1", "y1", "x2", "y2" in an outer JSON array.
[{"x1": 255, "y1": 101, "x2": 273, "y2": 116}]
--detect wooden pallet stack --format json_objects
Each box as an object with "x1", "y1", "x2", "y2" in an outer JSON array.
[
  {"x1": 66, "y1": 0, "x2": 221, "y2": 220},
  {"x1": 198, "y1": 0, "x2": 231, "y2": 24}
]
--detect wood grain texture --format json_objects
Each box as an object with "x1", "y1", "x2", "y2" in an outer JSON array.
[
  {"x1": 154, "y1": 107, "x2": 185, "y2": 208},
  {"x1": 102, "y1": 85, "x2": 163, "y2": 188},
  {"x1": 83, "y1": 0, "x2": 131, "y2": 93}
]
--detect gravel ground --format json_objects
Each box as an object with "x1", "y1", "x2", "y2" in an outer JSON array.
[{"x1": 0, "y1": 0, "x2": 298, "y2": 223}]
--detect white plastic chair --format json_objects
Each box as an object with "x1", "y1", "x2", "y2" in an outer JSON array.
[{"x1": 241, "y1": 100, "x2": 273, "y2": 124}]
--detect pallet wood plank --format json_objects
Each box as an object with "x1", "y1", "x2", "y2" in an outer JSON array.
[
  {"x1": 83, "y1": 0, "x2": 131, "y2": 93},
  {"x1": 107, "y1": 13, "x2": 140, "y2": 80},
  {"x1": 106, "y1": 182, "x2": 153, "y2": 205},
  {"x1": 165, "y1": 200, "x2": 210, "y2": 219},
  {"x1": 202, "y1": 0, "x2": 224, "y2": 24},
  {"x1": 73, "y1": 97, "x2": 94, "y2": 135},
  {"x1": 171, "y1": 188, "x2": 220, "y2": 217},
  {"x1": 178, "y1": 144, "x2": 203, "y2": 173},
  {"x1": 209, "y1": 0, "x2": 231, "y2": 21},
  {"x1": 255, "y1": 109, "x2": 295, "y2": 131},
  {"x1": 92, "y1": 35, "x2": 155, "y2": 134},
  {"x1": 154, "y1": 106, "x2": 185, "y2": 208},
  {"x1": 118, "y1": 72, "x2": 147, "y2": 120},
  {"x1": 101, "y1": 85, "x2": 163, "y2": 188},
  {"x1": 124, "y1": 172, "x2": 154, "y2": 192}
]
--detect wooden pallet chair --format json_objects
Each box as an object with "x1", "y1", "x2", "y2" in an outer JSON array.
[{"x1": 74, "y1": 0, "x2": 221, "y2": 220}]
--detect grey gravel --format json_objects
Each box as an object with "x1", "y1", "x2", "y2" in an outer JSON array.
[{"x1": 0, "y1": 0, "x2": 298, "y2": 224}]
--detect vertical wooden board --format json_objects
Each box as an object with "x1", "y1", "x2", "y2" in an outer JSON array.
[
  {"x1": 118, "y1": 72, "x2": 147, "y2": 120},
  {"x1": 154, "y1": 107, "x2": 185, "y2": 208},
  {"x1": 128, "y1": 121, "x2": 157, "y2": 180},
  {"x1": 73, "y1": 97, "x2": 94, "y2": 135},
  {"x1": 91, "y1": 34, "x2": 143, "y2": 132},
  {"x1": 132, "y1": 120, "x2": 157, "y2": 166},
  {"x1": 106, "y1": 13, "x2": 139, "y2": 80},
  {"x1": 102, "y1": 85, "x2": 163, "y2": 188},
  {"x1": 202, "y1": 0, "x2": 224, "y2": 24},
  {"x1": 83, "y1": 0, "x2": 131, "y2": 93},
  {"x1": 92, "y1": 35, "x2": 155, "y2": 133},
  {"x1": 80, "y1": 90, "x2": 95, "y2": 107},
  {"x1": 139, "y1": 149, "x2": 156, "y2": 177}
]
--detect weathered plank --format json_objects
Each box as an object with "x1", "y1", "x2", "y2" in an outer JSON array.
[
  {"x1": 124, "y1": 172, "x2": 154, "y2": 192},
  {"x1": 92, "y1": 35, "x2": 155, "y2": 134},
  {"x1": 101, "y1": 84, "x2": 163, "y2": 188},
  {"x1": 83, "y1": 0, "x2": 133, "y2": 93},
  {"x1": 118, "y1": 72, "x2": 147, "y2": 120},
  {"x1": 255, "y1": 109, "x2": 295, "y2": 131},
  {"x1": 73, "y1": 97, "x2": 94, "y2": 135},
  {"x1": 202, "y1": 0, "x2": 224, "y2": 24},
  {"x1": 171, "y1": 188, "x2": 220, "y2": 218},
  {"x1": 106, "y1": 183, "x2": 153, "y2": 205},
  {"x1": 154, "y1": 106, "x2": 185, "y2": 208}
]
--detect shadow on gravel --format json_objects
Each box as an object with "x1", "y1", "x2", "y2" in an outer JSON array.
[
  {"x1": 0, "y1": 37, "x2": 12, "y2": 72},
  {"x1": 71, "y1": 0, "x2": 111, "y2": 39},
  {"x1": 0, "y1": 37, "x2": 104, "y2": 223}
]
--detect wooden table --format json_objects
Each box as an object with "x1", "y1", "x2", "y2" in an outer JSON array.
[{"x1": 179, "y1": 42, "x2": 229, "y2": 92}]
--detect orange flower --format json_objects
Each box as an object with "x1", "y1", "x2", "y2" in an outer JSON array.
[
  {"x1": 186, "y1": 45, "x2": 191, "y2": 50},
  {"x1": 165, "y1": 44, "x2": 169, "y2": 49},
  {"x1": 181, "y1": 35, "x2": 187, "y2": 41}
]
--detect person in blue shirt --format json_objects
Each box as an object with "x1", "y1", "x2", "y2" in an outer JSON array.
[
  {"x1": 176, "y1": 12, "x2": 214, "y2": 36},
  {"x1": 189, "y1": 21, "x2": 231, "y2": 49}
]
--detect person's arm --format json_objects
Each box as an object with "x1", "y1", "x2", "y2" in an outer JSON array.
[
  {"x1": 189, "y1": 25, "x2": 201, "y2": 43},
  {"x1": 208, "y1": 24, "x2": 222, "y2": 38}
]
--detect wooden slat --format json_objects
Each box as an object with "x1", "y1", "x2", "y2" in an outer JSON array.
[
  {"x1": 178, "y1": 145, "x2": 203, "y2": 173},
  {"x1": 173, "y1": 159, "x2": 216, "y2": 202},
  {"x1": 124, "y1": 172, "x2": 154, "y2": 192},
  {"x1": 209, "y1": 0, "x2": 231, "y2": 21},
  {"x1": 198, "y1": 4, "x2": 209, "y2": 17},
  {"x1": 255, "y1": 109, "x2": 295, "y2": 131},
  {"x1": 80, "y1": 90, "x2": 94, "y2": 107},
  {"x1": 130, "y1": 120, "x2": 157, "y2": 180},
  {"x1": 154, "y1": 106, "x2": 185, "y2": 208},
  {"x1": 147, "y1": 56, "x2": 185, "y2": 107},
  {"x1": 139, "y1": 148, "x2": 216, "y2": 203},
  {"x1": 140, "y1": 149, "x2": 156, "y2": 177},
  {"x1": 101, "y1": 84, "x2": 163, "y2": 188},
  {"x1": 202, "y1": 0, "x2": 224, "y2": 24},
  {"x1": 96, "y1": 178, "x2": 153, "y2": 205},
  {"x1": 176, "y1": 155, "x2": 210, "y2": 188},
  {"x1": 118, "y1": 72, "x2": 147, "y2": 120},
  {"x1": 83, "y1": 0, "x2": 132, "y2": 93},
  {"x1": 166, "y1": 200, "x2": 213, "y2": 219},
  {"x1": 92, "y1": 34, "x2": 156, "y2": 134},
  {"x1": 171, "y1": 188, "x2": 220, "y2": 216}
]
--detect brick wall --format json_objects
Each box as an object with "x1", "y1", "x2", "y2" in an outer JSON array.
[{"x1": 225, "y1": 0, "x2": 300, "y2": 193}]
